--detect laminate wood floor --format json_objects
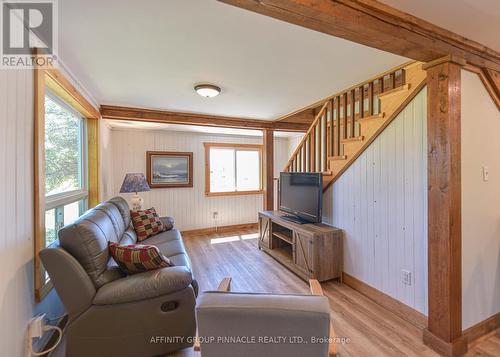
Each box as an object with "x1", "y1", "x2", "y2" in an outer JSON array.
[{"x1": 170, "y1": 229, "x2": 500, "y2": 357}]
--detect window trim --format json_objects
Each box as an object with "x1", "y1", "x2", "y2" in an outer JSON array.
[
  {"x1": 204, "y1": 142, "x2": 264, "y2": 197},
  {"x1": 34, "y1": 54, "x2": 100, "y2": 302}
]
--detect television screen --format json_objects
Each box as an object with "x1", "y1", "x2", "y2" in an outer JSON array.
[{"x1": 279, "y1": 172, "x2": 322, "y2": 223}]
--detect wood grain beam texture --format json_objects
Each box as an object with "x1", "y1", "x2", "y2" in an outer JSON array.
[
  {"x1": 263, "y1": 129, "x2": 274, "y2": 210},
  {"x1": 100, "y1": 105, "x2": 310, "y2": 132},
  {"x1": 423, "y1": 57, "x2": 467, "y2": 357},
  {"x1": 217, "y1": 0, "x2": 500, "y2": 72}
]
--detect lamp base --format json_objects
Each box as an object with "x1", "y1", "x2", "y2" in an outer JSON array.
[{"x1": 131, "y1": 194, "x2": 144, "y2": 211}]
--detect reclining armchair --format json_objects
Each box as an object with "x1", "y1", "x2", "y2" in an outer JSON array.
[
  {"x1": 40, "y1": 197, "x2": 197, "y2": 357},
  {"x1": 195, "y1": 277, "x2": 337, "y2": 357}
]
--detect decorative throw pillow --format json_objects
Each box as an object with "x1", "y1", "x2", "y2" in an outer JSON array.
[
  {"x1": 108, "y1": 242, "x2": 173, "y2": 274},
  {"x1": 131, "y1": 207, "x2": 165, "y2": 241}
]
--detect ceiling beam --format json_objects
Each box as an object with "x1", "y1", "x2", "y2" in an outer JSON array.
[
  {"x1": 217, "y1": 0, "x2": 500, "y2": 72},
  {"x1": 100, "y1": 105, "x2": 310, "y2": 132}
]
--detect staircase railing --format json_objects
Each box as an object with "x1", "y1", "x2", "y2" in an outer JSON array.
[{"x1": 284, "y1": 65, "x2": 407, "y2": 173}]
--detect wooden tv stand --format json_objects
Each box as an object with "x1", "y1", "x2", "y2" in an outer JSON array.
[{"x1": 258, "y1": 211, "x2": 342, "y2": 283}]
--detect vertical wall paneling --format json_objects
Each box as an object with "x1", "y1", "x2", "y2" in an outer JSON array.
[
  {"x1": 0, "y1": 68, "x2": 65, "y2": 357},
  {"x1": 108, "y1": 128, "x2": 278, "y2": 231},
  {"x1": 323, "y1": 88, "x2": 428, "y2": 314}
]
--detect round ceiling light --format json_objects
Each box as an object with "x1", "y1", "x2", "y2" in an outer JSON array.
[{"x1": 194, "y1": 84, "x2": 221, "y2": 98}]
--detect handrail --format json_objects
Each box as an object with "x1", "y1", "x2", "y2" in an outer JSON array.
[
  {"x1": 283, "y1": 63, "x2": 408, "y2": 174},
  {"x1": 283, "y1": 101, "x2": 329, "y2": 171}
]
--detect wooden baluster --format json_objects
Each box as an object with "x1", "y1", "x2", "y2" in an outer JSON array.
[
  {"x1": 317, "y1": 119, "x2": 322, "y2": 171},
  {"x1": 302, "y1": 144, "x2": 306, "y2": 172},
  {"x1": 378, "y1": 77, "x2": 384, "y2": 94},
  {"x1": 322, "y1": 113, "x2": 327, "y2": 171},
  {"x1": 330, "y1": 99, "x2": 335, "y2": 157},
  {"x1": 400, "y1": 69, "x2": 406, "y2": 86},
  {"x1": 310, "y1": 129, "x2": 316, "y2": 172},
  {"x1": 367, "y1": 81, "x2": 374, "y2": 116},
  {"x1": 359, "y1": 85, "x2": 365, "y2": 119},
  {"x1": 390, "y1": 72, "x2": 396, "y2": 89},
  {"x1": 350, "y1": 90, "x2": 355, "y2": 138},
  {"x1": 336, "y1": 95, "x2": 341, "y2": 156},
  {"x1": 342, "y1": 93, "x2": 348, "y2": 142}
]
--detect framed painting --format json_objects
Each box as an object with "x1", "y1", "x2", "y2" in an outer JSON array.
[{"x1": 146, "y1": 151, "x2": 193, "y2": 188}]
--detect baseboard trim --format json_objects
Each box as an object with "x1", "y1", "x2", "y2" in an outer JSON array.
[
  {"x1": 463, "y1": 312, "x2": 500, "y2": 345},
  {"x1": 342, "y1": 272, "x2": 427, "y2": 329},
  {"x1": 181, "y1": 223, "x2": 258, "y2": 237},
  {"x1": 423, "y1": 328, "x2": 468, "y2": 357}
]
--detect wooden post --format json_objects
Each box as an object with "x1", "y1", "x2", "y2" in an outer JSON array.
[
  {"x1": 423, "y1": 55, "x2": 467, "y2": 357},
  {"x1": 263, "y1": 129, "x2": 274, "y2": 211}
]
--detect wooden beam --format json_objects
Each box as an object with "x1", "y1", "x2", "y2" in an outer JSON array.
[
  {"x1": 217, "y1": 0, "x2": 500, "y2": 72},
  {"x1": 101, "y1": 105, "x2": 309, "y2": 132},
  {"x1": 263, "y1": 129, "x2": 274, "y2": 210},
  {"x1": 423, "y1": 58, "x2": 467, "y2": 357}
]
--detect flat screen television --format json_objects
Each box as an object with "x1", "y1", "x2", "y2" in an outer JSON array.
[{"x1": 279, "y1": 172, "x2": 322, "y2": 224}]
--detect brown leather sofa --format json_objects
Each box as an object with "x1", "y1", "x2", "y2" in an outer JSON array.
[{"x1": 40, "y1": 197, "x2": 198, "y2": 357}]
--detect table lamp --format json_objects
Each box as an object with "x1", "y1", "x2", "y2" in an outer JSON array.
[{"x1": 119, "y1": 173, "x2": 151, "y2": 211}]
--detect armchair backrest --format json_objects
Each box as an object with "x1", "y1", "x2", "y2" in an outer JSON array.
[{"x1": 196, "y1": 291, "x2": 331, "y2": 357}]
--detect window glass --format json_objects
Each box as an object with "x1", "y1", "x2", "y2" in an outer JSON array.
[
  {"x1": 210, "y1": 148, "x2": 236, "y2": 192},
  {"x1": 44, "y1": 94, "x2": 83, "y2": 196},
  {"x1": 207, "y1": 145, "x2": 261, "y2": 194},
  {"x1": 236, "y1": 150, "x2": 260, "y2": 191}
]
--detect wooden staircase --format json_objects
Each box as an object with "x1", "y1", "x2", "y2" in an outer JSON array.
[{"x1": 283, "y1": 61, "x2": 426, "y2": 191}]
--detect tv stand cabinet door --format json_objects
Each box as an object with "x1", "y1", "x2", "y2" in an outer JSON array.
[
  {"x1": 258, "y1": 215, "x2": 271, "y2": 249},
  {"x1": 293, "y1": 232, "x2": 314, "y2": 276}
]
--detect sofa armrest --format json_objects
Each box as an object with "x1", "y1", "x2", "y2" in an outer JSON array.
[
  {"x1": 93, "y1": 266, "x2": 192, "y2": 305},
  {"x1": 160, "y1": 216, "x2": 175, "y2": 230}
]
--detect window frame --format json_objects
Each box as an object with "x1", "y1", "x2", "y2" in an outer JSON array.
[
  {"x1": 204, "y1": 142, "x2": 264, "y2": 197},
  {"x1": 34, "y1": 55, "x2": 101, "y2": 302},
  {"x1": 44, "y1": 89, "x2": 89, "y2": 208}
]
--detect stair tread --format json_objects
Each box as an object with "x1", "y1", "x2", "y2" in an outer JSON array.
[
  {"x1": 378, "y1": 83, "x2": 410, "y2": 98},
  {"x1": 328, "y1": 155, "x2": 348, "y2": 161},
  {"x1": 359, "y1": 112, "x2": 385, "y2": 121},
  {"x1": 341, "y1": 136, "x2": 364, "y2": 143}
]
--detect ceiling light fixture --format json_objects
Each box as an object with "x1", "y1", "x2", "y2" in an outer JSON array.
[{"x1": 194, "y1": 84, "x2": 221, "y2": 98}]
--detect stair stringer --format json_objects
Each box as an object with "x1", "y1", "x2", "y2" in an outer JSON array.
[{"x1": 323, "y1": 63, "x2": 427, "y2": 191}]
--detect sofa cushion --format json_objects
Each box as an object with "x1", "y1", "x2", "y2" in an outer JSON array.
[
  {"x1": 109, "y1": 242, "x2": 173, "y2": 275},
  {"x1": 169, "y1": 253, "x2": 192, "y2": 270},
  {"x1": 93, "y1": 266, "x2": 193, "y2": 305},
  {"x1": 144, "y1": 228, "x2": 182, "y2": 246},
  {"x1": 59, "y1": 205, "x2": 125, "y2": 288},
  {"x1": 95, "y1": 202, "x2": 127, "y2": 238},
  {"x1": 131, "y1": 208, "x2": 166, "y2": 241},
  {"x1": 119, "y1": 227, "x2": 138, "y2": 245},
  {"x1": 109, "y1": 196, "x2": 132, "y2": 228}
]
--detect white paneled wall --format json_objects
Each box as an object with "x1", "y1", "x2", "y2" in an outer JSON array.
[
  {"x1": 0, "y1": 69, "x2": 65, "y2": 357},
  {"x1": 461, "y1": 70, "x2": 500, "y2": 329},
  {"x1": 99, "y1": 120, "x2": 114, "y2": 200},
  {"x1": 109, "y1": 128, "x2": 273, "y2": 230},
  {"x1": 323, "y1": 88, "x2": 428, "y2": 314}
]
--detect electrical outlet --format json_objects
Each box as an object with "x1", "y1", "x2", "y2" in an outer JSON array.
[
  {"x1": 401, "y1": 270, "x2": 412, "y2": 286},
  {"x1": 28, "y1": 313, "x2": 46, "y2": 339}
]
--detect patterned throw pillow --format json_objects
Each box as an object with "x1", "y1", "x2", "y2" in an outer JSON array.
[
  {"x1": 108, "y1": 242, "x2": 173, "y2": 274},
  {"x1": 131, "y1": 208, "x2": 165, "y2": 241}
]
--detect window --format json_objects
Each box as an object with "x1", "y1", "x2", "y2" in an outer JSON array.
[
  {"x1": 42, "y1": 92, "x2": 89, "y2": 282},
  {"x1": 34, "y1": 63, "x2": 100, "y2": 302},
  {"x1": 204, "y1": 143, "x2": 263, "y2": 196}
]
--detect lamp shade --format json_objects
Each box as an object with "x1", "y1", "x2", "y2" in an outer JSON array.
[{"x1": 119, "y1": 173, "x2": 150, "y2": 194}]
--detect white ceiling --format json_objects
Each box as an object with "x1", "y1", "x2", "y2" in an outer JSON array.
[
  {"x1": 380, "y1": 0, "x2": 500, "y2": 52},
  {"x1": 105, "y1": 119, "x2": 302, "y2": 138},
  {"x1": 58, "y1": 0, "x2": 407, "y2": 121}
]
